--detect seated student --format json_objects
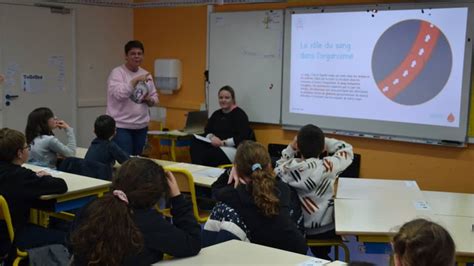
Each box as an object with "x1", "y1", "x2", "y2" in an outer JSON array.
[
  {"x1": 85, "y1": 115, "x2": 129, "y2": 169},
  {"x1": 69, "y1": 158, "x2": 201, "y2": 265},
  {"x1": 274, "y1": 124, "x2": 353, "y2": 260},
  {"x1": 0, "y1": 128, "x2": 68, "y2": 263},
  {"x1": 210, "y1": 141, "x2": 307, "y2": 254},
  {"x1": 392, "y1": 218, "x2": 455, "y2": 266},
  {"x1": 26, "y1": 107, "x2": 76, "y2": 168}
]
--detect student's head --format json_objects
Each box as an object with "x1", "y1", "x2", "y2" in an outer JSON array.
[
  {"x1": 218, "y1": 85, "x2": 236, "y2": 111},
  {"x1": 124, "y1": 40, "x2": 144, "y2": 71},
  {"x1": 235, "y1": 141, "x2": 279, "y2": 217},
  {"x1": 25, "y1": 107, "x2": 55, "y2": 144},
  {"x1": 392, "y1": 218, "x2": 455, "y2": 266},
  {"x1": 94, "y1": 115, "x2": 116, "y2": 140},
  {"x1": 297, "y1": 124, "x2": 325, "y2": 159},
  {"x1": 70, "y1": 158, "x2": 168, "y2": 265},
  {"x1": 0, "y1": 128, "x2": 29, "y2": 164}
]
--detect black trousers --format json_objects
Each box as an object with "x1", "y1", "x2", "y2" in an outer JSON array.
[
  {"x1": 190, "y1": 137, "x2": 231, "y2": 167},
  {"x1": 307, "y1": 228, "x2": 339, "y2": 260}
]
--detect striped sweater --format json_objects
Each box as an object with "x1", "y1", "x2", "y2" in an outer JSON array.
[{"x1": 275, "y1": 138, "x2": 353, "y2": 235}]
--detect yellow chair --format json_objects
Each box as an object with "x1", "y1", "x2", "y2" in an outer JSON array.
[
  {"x1": 217, "y1": 164, "x2": 233, "y2": 169},
  {"x1": 157, "y1": 167, "x2": 210, "y2": 223},
  {"x1": 307, "y1": 238, "x2": 350, "y2": 262},
  {"x1": 0, "y1": 196, "x2": 28, "y2": 266}
]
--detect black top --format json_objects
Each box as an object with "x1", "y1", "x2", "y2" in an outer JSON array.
[
  {"x1": 72, "y1": 194, "x2": 201, "y2": 266},
  {"x1": 211, "y1": 172, "x2": 308, "y2": 254},
  {"x1": 85, "y1": 138, "x2": 129, "y2": 166},
  {"x1": 205, "y1": 107, "x2": 251, "y2": 146},
  {"x1": 0, "y1": 161, "x2": 67, "y2": 255}
]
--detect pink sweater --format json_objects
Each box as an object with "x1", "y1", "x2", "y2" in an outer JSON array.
[{"x1": 106, "y1": 65, "x2": 159, "y2": 129}]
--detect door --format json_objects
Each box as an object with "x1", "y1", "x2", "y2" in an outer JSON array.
[{"x1": 0, "y1": 4, "x2": 75, "y2": 140}]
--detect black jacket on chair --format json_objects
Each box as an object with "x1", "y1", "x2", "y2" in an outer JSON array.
[{"x1": 58, "y1": 157, "x2": 112, "y2": 181}]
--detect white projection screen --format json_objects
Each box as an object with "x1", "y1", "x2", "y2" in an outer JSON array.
[{"x1": 282, "y1": 3, "x2": 473, "y2": 144}]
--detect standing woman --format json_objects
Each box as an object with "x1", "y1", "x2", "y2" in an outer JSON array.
[
  {"x1": 107, "y1": 40, "x2": 158, "y2": 155},
  {"x1": 25, "y1": 107, "x2": 76, "y2": 168},
  {"x1": 190, "y1": 85, "x2": 252, "y2": 167}
]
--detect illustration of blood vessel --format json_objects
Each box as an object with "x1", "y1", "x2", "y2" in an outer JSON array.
[{"x1": 373, "y1": 20, "x2": 452, "y2": 106}]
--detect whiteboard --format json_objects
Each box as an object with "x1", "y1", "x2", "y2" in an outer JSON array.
[{"x1": 208, "y1": 10, "x2": 283, "y2": 124}]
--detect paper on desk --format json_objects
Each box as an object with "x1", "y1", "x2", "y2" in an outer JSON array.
[
  {"x1": 413, "y1": 200, "x2": 431, "y2": 210},
  {"x1": 194, "y1": 134, "x2": 211, "y2": 143},
  {"x1": 148, "y1": 130, "x2": 188, "y2": 137},
  {"x1": 172, "y1": 162, "x2": 208, "y2": 173},
  {"x1": 37, "y1": 167, "x2": 61, "y2": 176},
  {"x1": 297, "y1": 258, "x2": 327, "y2": 266},
  {"x1": 194, "y1": 167, "x2": 225, "y2": 178}
]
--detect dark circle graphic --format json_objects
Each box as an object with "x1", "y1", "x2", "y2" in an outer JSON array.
[{"x1": 372, "y1": 20, "x2": 452, "y2": 105}]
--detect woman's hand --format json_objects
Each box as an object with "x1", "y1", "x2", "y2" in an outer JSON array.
[
  {"x1": 56, "y1": 120, "x2": 70, "y2": 129},
  {"x1": 131, "y1": 73, "x2": 151, "y2": 88},
  {"x1": 143, "y1": 94, "x2": 155, "y2": 107},
  {"x1": 210, "y1": 136, "x2": 223, "y2": 147},
  {"x1": 165, "y1": 171, "x2": 181, "y2": 197}
]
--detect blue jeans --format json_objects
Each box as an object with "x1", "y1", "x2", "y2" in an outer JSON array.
[{"x1": 113, "y1": 127, "x2": 148, "y2": 156}]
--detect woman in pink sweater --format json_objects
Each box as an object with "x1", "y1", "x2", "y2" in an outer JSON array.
[{"x1": 106, "y1": 40, "x2": 158, "y2": 155}]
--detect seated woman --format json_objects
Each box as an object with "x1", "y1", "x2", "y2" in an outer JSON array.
[
  {"x1": 69, "y1": 158, "x2": 201, "y2": 265},
  {"x1": 208, "y1": 141, "x2": 308, "y2": 254},
  {"x1": 190, "y1": 85, "x2": 253, "y2": 167},
  {"x1": 25, "y1": 107, "x2": 76, "y2": 168}
]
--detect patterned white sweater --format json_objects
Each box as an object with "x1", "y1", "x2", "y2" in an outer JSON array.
[{"x1": 275, "y1": 137, "x2": 353, "y2": 235}]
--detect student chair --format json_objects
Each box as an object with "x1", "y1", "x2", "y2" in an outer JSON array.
[
  {"x1": 0, "y1": 196, "x2": 28, "y2": 266},
  {"x1": 157, "y1": 167, "x2": 210, "y2": 223},
  {"x1": 306, "y1": 238, "x2": 350, "y2": 262}
]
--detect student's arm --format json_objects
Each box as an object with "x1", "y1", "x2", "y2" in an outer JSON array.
[
  {"x1": 223, "y1": 109, "x2": 250, "y2": 147},
  {"x1": 107, "y1": 68, "x2": 133, "y2": 101},
  {"x1": 49, "y1": 127, "x2": 76, "y2": 157},
  {"x1": 109, "y1": 141, "x2": 130, "y2": 164},
  {"x1": 322, "y1": 137, "x2": 354, "y2": 175},
  {"x1": 21, "y1": 168, "x2": 68, "y2": 198},
  {"x1": 144, "y1": 195, "x2": 201, "y2": 258},
  {"x1": 275, "y1": 141, "x2": 298, "y2": 167}
]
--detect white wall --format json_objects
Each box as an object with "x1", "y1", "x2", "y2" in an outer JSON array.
[
  {"x1": 0, "y1": 3, "x2": 132, "y2": 147},
  {"x1": 75, "y1": 5, "x2": 133, "y2": 146}
]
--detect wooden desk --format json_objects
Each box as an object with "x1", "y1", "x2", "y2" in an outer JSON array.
[
  {"x1": 335, "y1": 198, "x2": 433, "y2": 238},
  {"x1": 75, "y1": 147, "x2": 88, "y2": 159},
  {"x1": 423, "y1": 191, "x2": 474, "y2": 218},
  {"x1": 170, "y1": 162, "x2": 224, "y2": 187},
  {"x1": 24, "y1": 164, "x2": 111, "y2": 212},
  {"x1": 336, "y1": 178, "x2": 424, "y2": 200},
  {"x1": 154, "y1": 240, "x2": 330, "y2": 265},
  {"x1": 335, "y1": 198, "x2": 474, "y2": 265},
  {"x1": 148, "y1": 130, "x2": 192, "y2": 161}
]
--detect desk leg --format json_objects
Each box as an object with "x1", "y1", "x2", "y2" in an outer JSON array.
[{"x1": 171, "y1": 139, "x2": 177, "y2": 161}]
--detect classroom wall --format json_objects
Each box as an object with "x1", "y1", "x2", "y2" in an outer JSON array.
[
  {"x1": 75, "y1": 5, "x2": 133, "y2": 147},
  {"x1": 134, "y1": 0, "x2": 474, "y2": 193}
]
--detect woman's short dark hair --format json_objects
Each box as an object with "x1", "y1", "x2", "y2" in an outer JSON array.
[
  {"x1": 125, "y1": 40, "x2": 144, "y2": 54},
  {"x1": 219, "y1": 85, "x2": 235, "y2": 103},
  {"x1": 297, "y1": 124, "x2": 325, "y2": 159},
  {"x1": 94, "y1": 115, "x2": 116, "y2": 140},
  {"x1": 25, "y1": 107, "x2": 54, "y2": 144}
]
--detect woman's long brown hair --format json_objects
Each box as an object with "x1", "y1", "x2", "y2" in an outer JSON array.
[
  {"x1": 70, "y1": 158, "x2": 169, "y2": 265},
  {"x1": 235, "y1": 141, "x2": 279, "y2": 217}
]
